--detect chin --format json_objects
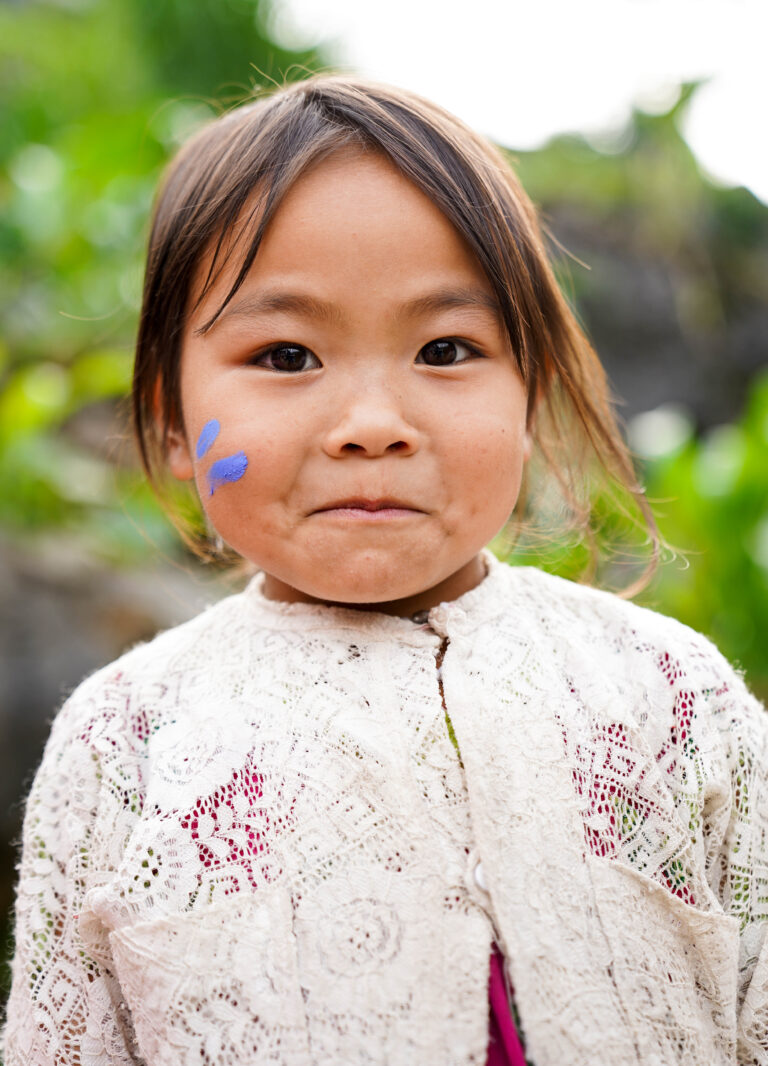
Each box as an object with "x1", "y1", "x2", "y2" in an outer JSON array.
[
  {"x1": 300, "y1": 555, "x2": 431, "y2": 607},
  {"x1": 313, "y1": 576, "x2": 416, "y2": 607}
]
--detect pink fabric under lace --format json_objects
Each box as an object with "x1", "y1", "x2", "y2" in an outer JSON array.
[{"x1": 487, "y1": 945, "x2": 528, "y2": 1065}]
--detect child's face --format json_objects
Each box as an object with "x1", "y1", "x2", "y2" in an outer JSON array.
[{"x1": 170, "y1": 150, "x2": 531, "y2": 613}]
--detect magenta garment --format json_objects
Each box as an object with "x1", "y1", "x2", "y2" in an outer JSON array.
[{"x1": 486, "y1": 945, "x2": 528, "y2": 1066}]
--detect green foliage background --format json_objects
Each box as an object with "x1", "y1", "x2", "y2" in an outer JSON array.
[
  {"x1": 500, "y1": 97, "x2": 768, "y2": 698},
  {"x1": 495, "y1": 372, "x2": 768, "y2": 697},
  {"x1": 0, "y1": 0, "x2": 320, "y2": 554},
  {"x1": 1, "y1": 0, "x2": 766, "y2": 699}
]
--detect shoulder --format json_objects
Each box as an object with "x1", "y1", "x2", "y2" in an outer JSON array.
[
  {"x1": 47, "y1": 583, "x2": 257, "y2": 752},
  {"x1": 497, "y1": 562, "x2": 729, "y2": 666},
  {"x1": 80, "y1": 581, "x2": 254, "y2": 683},
  {"x1": 497, "y1": 560, "x2": 678, "y2": 634},
  {"x1": 490, "y1": 563, "x2": 768, "y2": 801},
  {"x1": 492, "y1": 561, "x2": 764, "y2": 724}
]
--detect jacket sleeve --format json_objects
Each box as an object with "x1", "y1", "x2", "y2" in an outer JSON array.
[
  {"x1": 728, "y1": 688, "x2": 768, "y2": 1066},
  {"x1": 700, "y1": 642, "x2": 768, "y2": 1065},
  {"x1": 2, "y1": 689, "x2": 141, "y2": 1065}
]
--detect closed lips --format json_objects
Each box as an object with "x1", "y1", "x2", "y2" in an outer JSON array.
[{"x1": 314, "y1": 499, "x2": 423, "y2": 512}]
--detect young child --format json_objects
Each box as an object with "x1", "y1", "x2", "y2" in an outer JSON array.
[{"x1": 4, "y1": 75, "x2": 767, "y2": 1066}]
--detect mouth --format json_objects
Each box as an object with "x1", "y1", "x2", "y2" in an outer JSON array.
[{"x1": 312, "y1": 498, "x2": 425, "y2": 519}]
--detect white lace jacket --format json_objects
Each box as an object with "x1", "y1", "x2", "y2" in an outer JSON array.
[{"x1": 4, "y1": 554, "x2": 768, "y2": 1066}]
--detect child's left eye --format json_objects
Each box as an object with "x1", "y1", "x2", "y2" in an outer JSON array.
[{"x1": 416, "y1": 339, "x2": 480, "y2": 366}]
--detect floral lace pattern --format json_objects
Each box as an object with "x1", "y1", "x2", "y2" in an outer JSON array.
[{"x1": 4, "y1": 554, "x2": 768, "y2": 1064}]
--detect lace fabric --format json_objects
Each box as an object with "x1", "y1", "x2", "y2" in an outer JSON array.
[{"x1": 4, "y1": 553, "x2": 768, "y2": 1065}]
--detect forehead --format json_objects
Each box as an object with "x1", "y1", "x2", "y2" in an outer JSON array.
[{"x1": 189, "y1": 149, "x2": 496, "y2": 329}]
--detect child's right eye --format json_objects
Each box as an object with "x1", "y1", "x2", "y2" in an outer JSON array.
[{"x1": 250, "y1": 345, "x2": 321, "y2": 373}]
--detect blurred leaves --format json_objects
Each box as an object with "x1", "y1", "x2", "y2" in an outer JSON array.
[
  {"x1": 0, "y1": 0, "x2": 321, "y2": 560},
  {"x1": 500, "y1": 371, "x2": 768, "y2": 697},
  {"x1": 512, "y1": 88, "x2": 768, "y2": 435},
  {"x1": 501, "y1": 87, "x2": 768, "y2": 697},
  {"x1": 635, "y1": 371, "x2": 768, "y2": 695}
]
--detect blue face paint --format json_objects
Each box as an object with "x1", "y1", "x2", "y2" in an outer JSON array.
[
  {"x1": 196, "y1": 419, "x2": 220, "y2": 460},
  {"x1": 208, "y1": 451, "x2": 248, "y2": 496}
]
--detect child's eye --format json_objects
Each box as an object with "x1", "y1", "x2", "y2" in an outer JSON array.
[
  {"x1": 416, "y1": 339, "x2": 481, "y2": 366},
  {"x1": 251, "y1": 344, "x2": 321, "y2": 373}
]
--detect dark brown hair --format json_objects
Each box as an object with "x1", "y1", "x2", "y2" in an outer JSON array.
[{"x1": 133, "y1": 73, "x2": 657, "y2": 587}]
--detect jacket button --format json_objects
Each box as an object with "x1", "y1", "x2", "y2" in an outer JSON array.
[{"x1": 474, "y1": 862, "x2": 488, "y2": 892}]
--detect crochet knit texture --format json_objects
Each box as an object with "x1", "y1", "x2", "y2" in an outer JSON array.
[{"x1": 4, "y1": 553, "x2": 768, "y2": 1065}]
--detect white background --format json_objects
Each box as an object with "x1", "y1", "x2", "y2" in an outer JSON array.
[{"x1": 272, "y1": 0, "x2": 768, "y2": 203}]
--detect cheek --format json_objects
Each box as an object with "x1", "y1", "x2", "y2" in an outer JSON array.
[
  {"x1": 191, "y1": 420, "x2": 299, "y2": 535},
  {"x1": 452, "y1": 410, "x2": 528, "y2": 522}
]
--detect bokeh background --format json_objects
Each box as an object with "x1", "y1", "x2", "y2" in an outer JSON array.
[{"x1": 1, "y1": 0, "x2": 767, "y2": 1009}]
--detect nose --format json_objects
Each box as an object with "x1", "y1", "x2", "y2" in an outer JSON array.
[{"x1": 322, "y1": 386, "x2": 420, "y2": 459}]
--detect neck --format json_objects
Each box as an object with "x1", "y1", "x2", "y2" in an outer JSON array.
[{"x1": 261, "y1": 553, "x2": 488, "y2": 617}]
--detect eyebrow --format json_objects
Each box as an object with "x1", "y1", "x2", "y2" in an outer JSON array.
[
  {"x1": 196, "y1": 285, "x2": 502, "y2": 335},
  {"x1": 395, "y1": 287, "x2": 502, "y2": 323}
]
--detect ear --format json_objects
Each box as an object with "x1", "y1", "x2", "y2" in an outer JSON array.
[
  {"x1": 153, "y1": 377, "x2": 195, "y2": 481},
  {"x1": 166, "y1": 425, "x2": 195, "y2": 481}
]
